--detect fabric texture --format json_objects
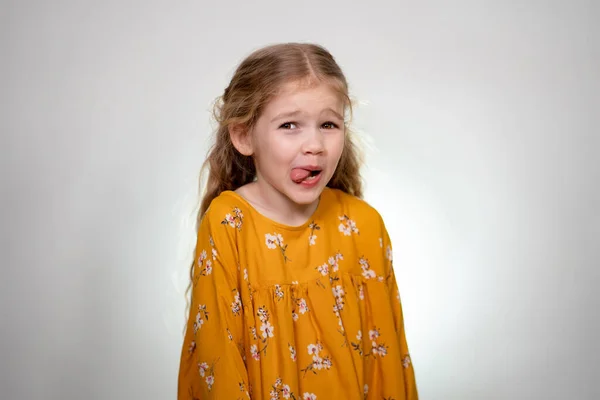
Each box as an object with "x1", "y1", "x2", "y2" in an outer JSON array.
[{"x1": 178, "y1": 188, "x2": 418, "y2": 399}]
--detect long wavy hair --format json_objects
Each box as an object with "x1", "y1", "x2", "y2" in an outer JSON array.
[{"x1": 185, "y1": 42, "x2": 364, "y2": 315}]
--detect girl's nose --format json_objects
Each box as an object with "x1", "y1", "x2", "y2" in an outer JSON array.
[{"x1": 302, "y1": 129, "x2": 325, "y2": 155}]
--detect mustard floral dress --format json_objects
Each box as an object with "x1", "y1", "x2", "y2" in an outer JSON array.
[{"x1": 178, "y1": 188, "x2": 418, "y2": 400}]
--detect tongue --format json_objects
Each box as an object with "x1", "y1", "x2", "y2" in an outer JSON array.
[{"x1": 291, "y1": 168, "x2": 311, "y2": 183}]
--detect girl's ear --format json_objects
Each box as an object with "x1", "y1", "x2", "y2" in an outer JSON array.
[{"x1": 229, "y1": 123, "x2": 254, "y2": 156}]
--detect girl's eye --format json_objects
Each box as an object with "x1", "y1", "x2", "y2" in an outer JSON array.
[
  {"x1": 279, "y1": 122, "x2": 297, "y2": 129},
  {"x1": 322, "y1": 121, "x2": 339, "y2": 129}
]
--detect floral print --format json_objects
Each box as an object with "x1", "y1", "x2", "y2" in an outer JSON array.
[
  {"x1": 274, "y1": 284, "x2": 285, "y2": 301},
  {"x1": 193, "y1": 305, "x2": 208, "y2": 334},
  {"x1": 308, "y1": 221, "x2": 320, "y2": 246},
  {"x1": 359, "y1": 256, "x2": 376, "y2": 279},
  {"x1": 179, "y1": 188, "x2": 418, "y2": 400},
  {"x1": 301, "y1": 342, "x2": 333, "y2": 376},
  {"x1": 338, "y1": 215, "x2": 359, "y2": 236},
  {"x1": 351, "y1": 330, "x2": 363, "y2": 356},
  {"x1": 222, "y1": 207, "x2": 244, "y2": 230},
  {"x1": 231, "y1": 289, "x2": 242, "y2": 315},
  {"x1": 270, "y1": 377, "x2": 297, "y2": 399},
  {"x1": 367, "y1": 327, "x2": 388, "y2": 358},
  {"x1": 198, "y1": 359, "x2": 217, "y2": 391},
  {"x1": 266, "y1": 233, "x2": 290, "y2": 262}
]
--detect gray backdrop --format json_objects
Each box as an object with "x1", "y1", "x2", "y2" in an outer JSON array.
[{"x1": 2, "y1": 0, "x2": 598, "y2": 399}]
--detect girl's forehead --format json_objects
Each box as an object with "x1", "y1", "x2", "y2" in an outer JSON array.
[{"x1": 267, "y1": 80, "x2": 345, "y2": 109}]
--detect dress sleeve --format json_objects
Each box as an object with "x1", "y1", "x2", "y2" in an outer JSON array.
[
  {"x1": 380, "y1": 219, "x2": 419, "y2": 399},
  {"x1": 178, "y1": 207, "x2": 250, "y2": 399}
]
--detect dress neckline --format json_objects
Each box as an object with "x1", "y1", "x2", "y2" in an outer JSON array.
[{"x1": 221, "y1": 188, "x2": 330, "y2": 231}]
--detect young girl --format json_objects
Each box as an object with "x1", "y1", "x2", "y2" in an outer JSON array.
[{"x1": 178, "y1": 43, "x2": 418, "y2": 399}]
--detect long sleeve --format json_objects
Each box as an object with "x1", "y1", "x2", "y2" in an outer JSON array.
[
  {"x1": 381, "y1": 220, "x2": 419, "y2": 399},
  {"x1": 178, "y1": 207, "x2": 250, "y2": 399}
]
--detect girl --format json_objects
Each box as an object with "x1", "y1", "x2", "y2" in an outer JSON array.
[{"x1": 178, "y1": 43, "x2": 418, "y2": 399}]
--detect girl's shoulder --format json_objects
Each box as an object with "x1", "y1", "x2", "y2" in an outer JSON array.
[
  {"x1": 326, "y1": 188, "x2": 384, "y2": 221},
  {"x1": 201, "y1": 190, "x2": 248, "y2": 230},
  {"x1": 324, "y1": 188, "x2": 388, "y2": 234}
]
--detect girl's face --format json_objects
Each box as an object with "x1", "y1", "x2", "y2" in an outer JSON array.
[{"x1": 248, "y1": 81, "x2": 346, "y2": 208}]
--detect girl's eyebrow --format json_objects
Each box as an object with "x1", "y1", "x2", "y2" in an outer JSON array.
[
  {"x1": 270, "y1": 108, "x2": 343, "y2": 123},
  {"x1": 270, "y1": 110, "x2": 302, "y2": 123}
]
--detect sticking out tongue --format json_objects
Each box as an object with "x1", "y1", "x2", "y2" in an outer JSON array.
[{"x1": 291, "y1": 168, "x2": 311, "y2": 183}]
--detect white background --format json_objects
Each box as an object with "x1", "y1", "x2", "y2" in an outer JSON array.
[{"x1": 2, "y1": 0, "x2": 598, "y2": 399}]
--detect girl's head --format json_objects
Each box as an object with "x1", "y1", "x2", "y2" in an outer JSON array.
[{"x1": 199, "y1": 42, "x2": 363, "y2": 216}]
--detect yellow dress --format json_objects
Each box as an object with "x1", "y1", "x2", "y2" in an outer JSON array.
[{"x1": 178, "y1": 188, "x2": 418, "y2": 399}]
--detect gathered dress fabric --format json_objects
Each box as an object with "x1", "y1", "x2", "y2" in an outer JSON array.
[{"x1": 178, "y1": 188, "x2": 418, "y2": 399}]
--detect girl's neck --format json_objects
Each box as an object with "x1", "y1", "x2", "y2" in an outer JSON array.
[{"x1": 235, "y1": 181, "x2": 319, "y2": 227}]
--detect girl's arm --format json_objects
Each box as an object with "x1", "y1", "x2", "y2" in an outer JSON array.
[{"x1": 178, "y1": 208, "x2": 250, "y2": 399}]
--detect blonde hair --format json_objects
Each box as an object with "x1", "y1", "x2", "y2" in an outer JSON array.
[{"x1": 185, "y1": 43, "x2": 363, "y2": 316}]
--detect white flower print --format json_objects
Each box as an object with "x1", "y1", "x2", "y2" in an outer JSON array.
[
  {"x1": 257, "y1": 306, "x2": 269, "y2": 322},
  {"x1": 195, "y1": 249, "x2": 213, "y2": 278},
  {"x1": 198, "y1": 250, "x2": 207, "y2": 263},
  {"x1": 260, "y1": 321, "x2": 275, "y2": 338},
  {"x1": 289, "y1": 343, "x2": 297, "y2": 362},
  {"x1": 250, "y1": 326, "x2": 258, "y2": 340},
  {"x1": 231, "y1": 290, "x2": 242, "y2": 315},
  {"x1": 359, "y1": 256, "x2": 376, "y2": 279},
  {"x1": 250, "y1": 344, "x2": 260, "y2": 361},
  {"x1": 292, "y1": 312, "x2": 299, "y2": 322},
  {"x1": 198, "y1": 360, "x2": 218, "y2": 391},
  {"x1": 302, "y1": 342, "x2": 332, "y2": 376},
  {"x1": 364, "y1": 384, "x2": 369, "y2": 397},
  {"x1": 205, "y1": 375, "x2": 215, "y2": 390},
  {"x1": 212, "y1": 247, "x2": 218, "y2": 260},
  {"x1": 297, "y1": 298, "x2": 309, "y2": 314},
  {"x1": 193, "y1": 305, "x2": 208, "y2": 334},
  {"x1": 198, "y1": 362, "x2": 208, "y2": 377},
  {"x1": 369, "y1": 328, "x2": 380, "y2": 341},
  {"x1": 270, "y1": 377, "x2": 296, "y2": 399},
  {"x1": 274, "y1": 284, "x2": 284, "y2": 301},
  {"x1": 303, "y1": 393, "x2": 317, "y2": 400},
  {"x1": 265, "y1": 233, "x2": 290, "y2": 262},
  {"x1": 367, "y1": 327, "x2": 388, "y2": 358},
  {"x1": 244, "y1": 268, "x2": 248, "y2": 281},
  {"x1": 256, "y1": 306, "x2": 274, "y2": 355},
  {"x1": 386, "y1": 245, "x2": 393, "y2": 261},
  {"x1": 332, "y1": 285, "x2": 345, "y2": 311},
  {"x1": 222, "y1": 207, "x2": 244, "y2": 230},
  {"x1": 358, "y1": 284, "x2": 365, "y2": 300},
  {"x1": 402, "y1": 354, "x2": 412, "y2": 368},
  {"x1": 265, "y1": 233, "x2": 284, "y2": 249},
  {"x1": 188, "y1": 340, "x2": 196, "y2": 354},
  {"x1": 328, "y1": 252, "x2": 343, "y2": 272},
  {"x1": 351, "y1": 330, "x2": 363, "y2": 355},
  {"x1": 282, "y1": 384, "x2": 291, "y2": 398},
  {"x1": 308, "y1": 221, "x2": 320, "y2": 246},
  {"x1": 317, "y1": 263, "x2": 329, "y2": 276},
  {"x1": 338, "y1": 214, "x2": 359, "y2": 236},
  {"x1": 372, "y1": 344, "x2": 388, "y2": 357}
]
